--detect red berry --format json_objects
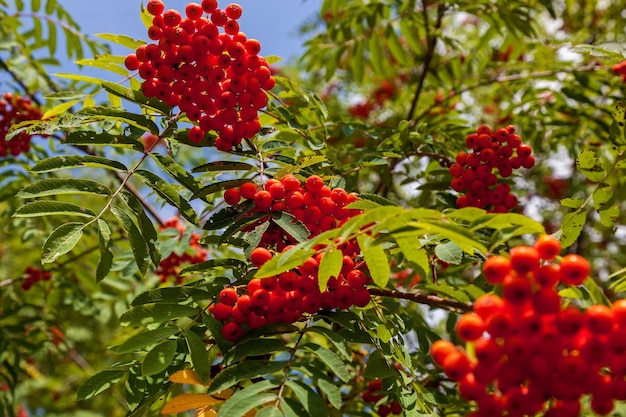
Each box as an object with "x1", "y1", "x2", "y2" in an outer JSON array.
[
  {"x1": 185, "y1": 2, "x2": 204, "y2": 20},
  {"x1": 219, "y1": 287, "x2": 238, "y2": 306},
  {"x1": 225, "y1": 3, "x2": 243, "y2": 19},
  {"x1": 239, "y1": 181, "x2": 258, "y2": 200},
  {"x1": 201, "y1": 0, "x2": 218, "y2": 12},
  {"x1": 188, "y1": 126, "x2": 204, "y2": 142},
  {"x1": 482, "y1": 255, "x2": 511, "y2": 284},
  {"x1": 250, "y1": 247, "x2": 272, "y2": 267},
  {"x1": 222, "y1": 321, "x2": 245, "y2": 342},
  {"x1": 559, "y1": 254, "x2": 590, "y2": 286},
  {"x1": 253, "y1": 190, "x2": 273, "y2": 210},
  {"x1": 534, "y1": 235, "x2": 561, "y2": 260},
  {"x1": 456, "y1": 313, "x2": 486, "y2": 341},
  {"x1": 146, "y1": 0, "x2": 165, "y2": 15},
  {"x1": 223, "y1": 187, "x2": 241, "y2": 205},
  {"x1": 509, "y1": 246, "x2": 540, "y2": 274}
]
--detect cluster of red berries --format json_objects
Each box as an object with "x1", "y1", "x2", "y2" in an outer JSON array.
[
  {"x1": 211, "y1": 174, "x2": 370, "y2": 342},
  {"x1": 0, "y1": 93, "x2": 43, "y2": 157},
  {"x1": 348, "y1": 81, "x2": 395, "y2": 119},
  {"x1": 612, "y1": 61, "x2": 626, "y2": 83},
  {"x1": 124, "y1": 0, "x2": 274, "y2": 151},
  {"x1": 21, "y1": 266, "x2": 52, "y2": 290},
  {"x1": 362, "y1": 379, "x2": 403, "y2": 416},
  {"x1": 223, "y1": 174, "x2": 361, "y2": 248},
  {"x1": 431, "y1": 235, "x2": 626, "y2": 416},
  {"x1": 449, "y1": 125, "x2": 534, "y2": 212},
  {"x1": 155, "y1": 218, "x2": 208, "y2": 284}
]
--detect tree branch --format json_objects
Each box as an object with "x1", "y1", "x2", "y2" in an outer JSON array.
[{"x1": 368, "y1": 288, "x2": 472, "y2": 313}]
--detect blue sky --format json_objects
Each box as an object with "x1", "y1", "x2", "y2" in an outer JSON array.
[{"x1": 57, "y1": 0, "x2": 322, "y2": 62}]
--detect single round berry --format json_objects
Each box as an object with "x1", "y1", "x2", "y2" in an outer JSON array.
[
  {"x1": 534, "y1": 235, "x2": 561, "y2": 260},
  {"x1": 250, "y1": 247, "x2": 272, "y2": 267},
  {"x1": 559, "y1": 254, "x2": 590, "y2": 286},
  {"x1": 146, "y1": 0, "x2": 165, "y2": 16}
]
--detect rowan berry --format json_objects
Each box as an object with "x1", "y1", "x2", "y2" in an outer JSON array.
[
  {"x1": 509, "y1": 246, "x2": 540, "y2": 274},
  {"x1": 250, "y1": 247, "x2": 272, "y2": 267},
  {"x1": 219, "y1": 287, "x2": 239, "y2": 306},
  {"x1": 559, "y1": 254, "x2": 589, "y2": 285},
  {"x1": 482, "y1": 255, "x2": 511, "y2": 284},
  {"x1": 456, "y1": 313, "x2": 485, "y2": 341},
  {"x1": 146, "y1": 0, "x2": 165, "y2": 15}
]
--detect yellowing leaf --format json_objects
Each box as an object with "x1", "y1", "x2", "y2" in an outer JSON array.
[
  {"x1": 161, "y1": 394, "x2": 223, "y2": 415},
  {"x1": 212, "y1": 388, "x2": 233, "y2": 400},
  {"x1": 169, "y1": 369, "x2": 206, "y2": 386}
]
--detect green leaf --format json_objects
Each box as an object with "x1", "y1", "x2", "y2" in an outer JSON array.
[
  {"x1": 280, "y1": 397, "x2": 308, "y2": 417},
  {"x1": 434, "y1": 241, "x2": 463, "y2": 265},
  {"x1": 358, "y1": 234, "x2": 390, "y2": 288},
  {"x1": 599, "y1": 205, "x2": 619, "y2": 227},
  {"x1": 135, "y1": 170, "x2": 198, "y2": 224},
  {"x1": 351, "y1": 39, "x2": 365, "y2": 84},
  {"x1": 385, "y1": 25, "x2": 408, "y2": 65},
  {"x1": 77, "y1": 369, "x2": 126, "y2": 401},
  {"x1": 256, "y1": 406, "x2": 283, "y2": 417},
  {"x1": 222, "y1": 339, "x2": 289, "y2": 367},
  {"x1": 120, "y1": 191, "x2": 161, "y2": 267},
  {"x1": 303, "y1": 326, "x2": 350, "y2": 361},
  {"x1": 131, "y1": 287, "x2": 212, "y2": 306},
  {"x1": 412, "y1": 221, "x2": 487, "y2": 255},
  {"x1": 272, "y1": 211, "x2": 310, "y2": 243},
  {"x1": 317, "y1": 246, "x2": 343, "y2": 292},
  {"x1": 399, "y1": 18, "x2": 423, "y2": 55},
  {"x1": 101, "y1": 81, "x2": 170, "y2": 114},
  {"x1": 95, "y1": 33, "x2": 145, "y2": 50},
  {"x1": 111, "y1": 326, "x2": 180, "y2": 354},
  {"x1": 576, "y1": 149, "x2": 605, "y2": 183},
  {"x1": 13, "y1": 201, "x2": 95, "y2": 218},
  {"x1": 119, "y1": 304, "x2": 199, "y2": 326},
  {"x1": 152, "y1": 154, "x2": 201, "y2": 195},
  {"x1": 179, "y1": 258, "x2": 247, "y2": 275},
  {"x1": 395, "y1": 235, "x2": 429, "y2": 278},
  {"x1": 96, "y1": 219, "x2": 114, "y2": 281},
  {"x1": 63, "y1": 131, "x2": 144, "y2": 151},
  {"x1": 561, "y1": 198, "x2": 585, "y2": 209},
  {"x1": 79, "y1": 106, "x2": 159, "y2": 134},
  {"x1": 31, "y1": 155, "x2": 128, "y2": 173},
  {"x1": 142, "y1": 340, "x2": 177, "y2": 376},
  {"x1": 255, "y1": 247, "x2": 316, "y2": 279},
  {"x1": 192, "y1": 161, "x2": 256, "y2": 173},
  {"x1": 368, "y1": 33, "x2": 385, "y2": 75},
  {"x1": 41, "y1": 99, "x2": 80, "y2": 120},
  {"x1": 560, "y1": 211, "x2": 587, "y2": 249},
  {"x1": 111, "y1": 205, "x2": 151, "y2": 276},
  {"x1": 185, "y1": 331, "x2": 212, "y2": 384},
  {"x1": 192, "y1": 179, "x2": 250, "y2": 200},
  {"x1": 42, "y1": 222, "x2": 84, "y2": 264},
  {"x1": 302, "y1": 343, "x2": 350, "y2": 382},
  {"x1": 17, "y1": 178, "x2": 111, "y2": 198},
  {"x1": 208, "y1": 360, "x2": 287, "y2": 394},
  {"x1": 216, "y1": 381, "x2": 278, "y2": 417},
  {"x1": 285, "y1": 380, "x2": 328, "y2": 417},
  {"x1": 363, "y1": 351, "x2": 395, "y2": 379}
]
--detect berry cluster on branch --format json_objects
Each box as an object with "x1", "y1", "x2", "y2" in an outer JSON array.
[
  {"x1": 449, "y1": 125, "x2": 534, "y2": 212},
  {"x1": 125, "y1": 0, "x2": 274, "y2": 151},
  {"x1": 362, "y1": 379, "x2": 403, "y2": 417},
  {"x1": 431, "y1": 235, "x2": 626, "y2": 417},
  {"x1": 21, "y1": 266, "x2": 51, "y2": 291},
  {"x1": 0, "y1": 93, "x2": 43, "y2": 157},
  {"x1": 211, "y1": 174, "x2": 370, "y2": 342}
]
